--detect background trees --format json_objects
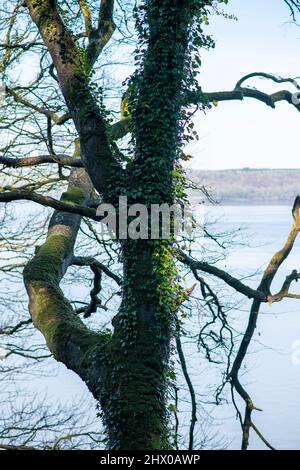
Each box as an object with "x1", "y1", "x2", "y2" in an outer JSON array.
[{"x1": 1, "y1": 0, "x2": 300, "y2": 450}]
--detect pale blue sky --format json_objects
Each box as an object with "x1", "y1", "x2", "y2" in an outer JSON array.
[{"x1": 187, "y1": 0, "x2": 300, "y2": 169}]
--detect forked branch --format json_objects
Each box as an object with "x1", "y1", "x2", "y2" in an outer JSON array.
[
  {"x1": 229, "y1": 196, "x2": 300, "y2": 449},
  {"x1": 178, "y1": 196, "x2": 300, "y2": 449}
]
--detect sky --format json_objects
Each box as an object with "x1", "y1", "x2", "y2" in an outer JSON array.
[
  {"x1": 187, "y1": 0, "x2": 300, "y2": 170},
  {"x1": 2, "y1": 0, "x2": 299, "y2": 170}
]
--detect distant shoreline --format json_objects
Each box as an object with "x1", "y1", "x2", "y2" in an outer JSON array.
[
  {"x1": 188, "y1": 168, "x2": 300, "y2": 206},
  {"x1": 189, "y1": 200, "x2": 294, "y2": 206},
  {"x1": 189, "y1": 167, "x2": 300, "y2": 171}
]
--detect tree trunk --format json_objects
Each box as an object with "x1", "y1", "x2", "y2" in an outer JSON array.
[
  {"x1": 100, "y1": 239, "x2": 175, "y2": 449},
  {"x1": 24, "y1": 0, "x2": 197, "y2": 450}
]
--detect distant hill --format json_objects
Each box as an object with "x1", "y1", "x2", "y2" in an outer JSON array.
[{"x1": 187, "y1": 168, "x2": 300, "y2": 205}]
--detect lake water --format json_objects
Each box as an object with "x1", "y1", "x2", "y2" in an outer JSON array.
[
  {"x1": 26, "y1": 205, "x2": 300, "y2": 450},
  {"x1": 187, "y1": 205, "x2": 300, "y2": 450}
]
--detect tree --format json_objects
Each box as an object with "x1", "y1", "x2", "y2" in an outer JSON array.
[{"x1": 1, "y1": 0, "x2": 300, "y2": 450}]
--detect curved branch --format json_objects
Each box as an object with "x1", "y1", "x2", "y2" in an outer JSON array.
[
  {"x1": 269, "y1": 269, "x2": 300, "y2": 302},
  {"x1": 176, "y1": 249, "x2": 266, "y2": 302},
  {"x1": 78, "y1": 263, "x2": 103, "y2": 318},
  {"x1": 6, "y1": 86, "x2": 70, "y2": 125},
  {"x1": 87, "y1": 0, "x2": 116, "y2": 68},
  {"x1": 177, "y1": 199, "x2": 300, "y2": 449},
  {"x1": 25, "y1": 0, "x2": 121, "y2": 195},
  {"x1": 204, "y1": 88, "x2": 300, "y2": 111},
  {"x1": 229, "y1": 197, "x2": 300, "y2": 449},
  {"x1": 0, "y1": 154, "x2": 83, "y2": 168},
  {"x1": 23, "y1": 168, "x2": 110, "y2": 397},
  {"x1": 71, "y1": 255, "x2": 121, "y2": 318},
  {"x1": 0, "y1": 319, "x2": 32, "y2": 335},
  {"x1": 234, "y1": 72, "x2": 300, "y2": 90},
  {"x1": 176, "y1": 325, "x2": 197, "y2": 451},
  {"x1": 284, "y1": 0, "x2": 300, "y2": 20},
  {"x1": 0, "y1": 189, "x2": 98, "y2": 220},
  {"x1": 72, "y1": 256, "x2": 122, "y2": 286},
  {"x1": 187, "y1": 72, "x2": 300, "y2": 113}
]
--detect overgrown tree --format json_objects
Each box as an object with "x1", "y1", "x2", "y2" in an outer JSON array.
[{"x1": 1, "y1": 0, "x2": 300, "y2": 450}]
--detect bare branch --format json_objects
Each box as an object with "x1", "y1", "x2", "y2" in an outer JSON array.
[
  {"x1": 0, "y1": 319, "x2": 32, "y2": 336},
  {"x1": 0, "y1": 443, "x2": 38, "y2": 451},
  {"x1": 0, "y1": 154, "x2": 83, "y2": 168},
  {"x1": 268, "y1": 269, "x2": 300, "y2": 302},
  {"x1": 229, "y1": 196, "x2": 300, "y2": 449},
  {"x1": 23, "y1": 168, "x2": 109, "y2": 397},
  {"x1": 71, "y1": 255, "x2": 122, "y2": 318},
  {"x1": 176, "y1": 248, "x2": 266, "y2": 302},
  {"x1": 87, "y1": 0, "x2": 116, "y2": 68},
  {"x1": 72, "y1": 256, "x2": 122, "y2": 286},
  {"x1": 234, "y1": 72, "x2": 300, "y2": 90},
  {"x1": 187, "y1": 73, "x2": 300, "y2": 113},
  {"x1": 284, "y1": 0, "x2": 300, "y2": 20},
  {"x1": 176, "y1": 322, "x2": 197, "y2": 451},
  {"x1": 25, "y1": 0, "x2": 121, "y2": 195},
  {"x1": 77, "y1": 0, "x2": 93, "y2": 37},
  {"x1": 6, "y1": 86, "x2": 70, "y2": 125},
  {"x1": 77, "y1": 263, "x2": 102, "y2": 318},
  {"x1": 0, "y1": 189, "x2": 98, "y2": 220}
]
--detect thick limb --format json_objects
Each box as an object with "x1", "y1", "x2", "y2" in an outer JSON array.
[
  {"x1": 25, "y1": 0, "x2": 121, "y2": 196},
  {"x1": 23, "y1": 168, "x2": 109, "y2": 398}
]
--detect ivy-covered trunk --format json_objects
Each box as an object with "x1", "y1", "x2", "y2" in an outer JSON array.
[
  {"x1": 98, "y1": 2, "x2": 199, "y2": 448},
  {"x1": 101, "y1": 240, "x2": 177, "y2": 449},
  {"x1": 24, "y1": 0, "x2": 214, "y2": 450}
]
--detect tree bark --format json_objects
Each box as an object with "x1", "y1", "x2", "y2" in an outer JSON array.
[{"x1": 22, "y1": 0, "x2": 198, "y2": 449}]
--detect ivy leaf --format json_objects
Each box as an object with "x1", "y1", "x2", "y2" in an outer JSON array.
[{"x1": 168, "y1": 403, "x2": 176, "y2": 413}]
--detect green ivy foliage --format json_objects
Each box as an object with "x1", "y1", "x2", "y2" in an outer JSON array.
[{"x1": 98, "y1": 1, "x2": 229, "y2": 449}]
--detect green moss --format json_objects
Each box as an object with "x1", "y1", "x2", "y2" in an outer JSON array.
[
  {"x1": 60, "y1": 187, "x2": 87, "y2": 205},
  {"x1": 24, "y1": 234, "x2": 69, "y2": 285}
]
